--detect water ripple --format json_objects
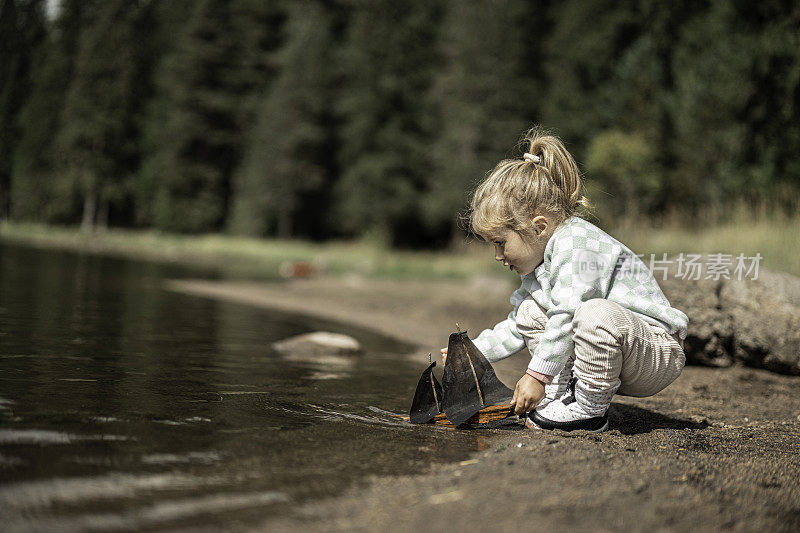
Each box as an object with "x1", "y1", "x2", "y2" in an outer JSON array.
[
  {"x1": 5, "y1": 491, "x2": 288, "y2": 533},
  {"x1": 0, "y1": 473, "x2": 217, "y2": 510},
  {"x1": 0, "y1": 430, "x2": 133, "y2": 445}
]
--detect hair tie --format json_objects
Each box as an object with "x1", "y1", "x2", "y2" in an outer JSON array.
[{"x1": 523, "y1": 153, "x2": 540, "y2": 164}]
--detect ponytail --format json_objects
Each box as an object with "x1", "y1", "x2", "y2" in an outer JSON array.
[{"x1": 471, "y1": 127, "x2": 591, "y2": 236}]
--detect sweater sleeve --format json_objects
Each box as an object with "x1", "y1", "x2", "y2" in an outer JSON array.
[
  {"x1": 472, "y1": 307, "x2": 526, "y2": 362},
  {"x1": 527, "y1": 244, "x2": 620, "y2": 376}
]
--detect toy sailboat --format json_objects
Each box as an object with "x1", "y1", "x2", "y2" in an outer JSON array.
[{"x1": 408, "y1": 325, "x2": 516, "y2": 428}]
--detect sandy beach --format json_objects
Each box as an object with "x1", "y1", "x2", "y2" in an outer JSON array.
[{"x1": 168, "y1": 275, "x2": 800, "y2": 532}]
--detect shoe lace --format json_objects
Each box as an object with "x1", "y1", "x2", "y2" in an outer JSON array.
[{"x1": 562, "y1": 377, "x2": 578, "y2": 405}]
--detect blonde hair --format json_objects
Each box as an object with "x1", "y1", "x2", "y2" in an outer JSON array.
[{"x1": 470, "y1": 127, "x2": 590, "y2": 237}]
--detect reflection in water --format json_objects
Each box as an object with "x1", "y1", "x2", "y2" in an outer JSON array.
[{"x1": 0, "y1": 244, "x2": 486, "y2": 530}]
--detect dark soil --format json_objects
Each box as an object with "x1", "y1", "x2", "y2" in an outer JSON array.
[{"x1": 261, "y1": 366, "x2": 800, "y2": 533}]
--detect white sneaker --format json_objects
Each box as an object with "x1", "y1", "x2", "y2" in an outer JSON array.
[{"x1": 527, "y1": 377, "x2": 619, "y2": 432}]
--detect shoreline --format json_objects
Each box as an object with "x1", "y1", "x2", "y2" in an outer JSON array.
[{"x1": 165, "y1": 276, "x2": 517, "y2": 353}]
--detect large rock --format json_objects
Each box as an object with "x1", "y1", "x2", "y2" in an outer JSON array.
[
  {"x1": 661, "y1": 267, "x2": 800, "y2": 375},
  {"x1": 272, "y1": 331, "x2": 362, "y2": 357}
]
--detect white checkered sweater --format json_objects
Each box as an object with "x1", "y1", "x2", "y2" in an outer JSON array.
[{"x1": 472, "y1": 216, "x2": 689, "y2": 377}]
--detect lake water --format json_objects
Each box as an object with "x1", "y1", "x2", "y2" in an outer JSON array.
[{"x1": 0, "y1": 243, "x2": 490, "y2": 531}]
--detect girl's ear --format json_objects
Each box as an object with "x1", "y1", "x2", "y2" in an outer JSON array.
[{"x1": 531, "y1": 215, "x2": 548, "y2": 236}]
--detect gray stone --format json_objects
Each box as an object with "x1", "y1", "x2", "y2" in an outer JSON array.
[
  {"x1": 661, "y1": 267, "x2": 800, "y2": 375},
  {"x1": 272, "y1": 331, "x2": 362, "y2": 357}
]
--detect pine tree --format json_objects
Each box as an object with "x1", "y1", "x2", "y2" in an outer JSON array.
[
  {"x1": 138, "y1": 0, "x2": 281, "y2": 233},
  {"x1": 229, "y1": 1, "x2": 334, "y2": 239},
  {"x1": 424, "y1": 0, "x2": 536, "y2": 245},
  {"x1": 334, "y1": 0, "x2": 442, "y2": 245},
  {"x1": 0, "y1": 0, "x2": 45, "y2": 219},
  {"x1": 539, "y1": 0, "x2": 707, "y2": 219},
  {"x1": 10, "y1": 0, "x2": 85, "y2": 222},
  {"x1": 744, "y1": 1, "x2": 800, "y2": 207},
  {"x1": 55, "y1": 0, "x2": 145, "y2": 230},
  {"x1": 669, "y1": 1, "x2": 767, "y2": 212},
  {"x1": 538, "y1": 0, "x2": 639, "y2": 152}
]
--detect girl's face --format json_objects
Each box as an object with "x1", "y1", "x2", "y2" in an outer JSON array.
[{"x1": 481, "y1": 228, "x2": 546, "y2": 276}]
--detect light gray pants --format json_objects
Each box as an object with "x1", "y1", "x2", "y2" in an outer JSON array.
[{"x1": 517, "y1": 298, "x2": 685, "y2": 397}]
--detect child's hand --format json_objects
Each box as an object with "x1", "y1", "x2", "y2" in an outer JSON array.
[
  {"x1": 510, "y1": 373, "x2": 545, "y2": 415},
  {"x1": 440, "y1": 348, "x2": 447, "y2": 364}
]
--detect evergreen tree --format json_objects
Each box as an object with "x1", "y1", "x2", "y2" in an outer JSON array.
[
  {"x1": 9, "y1": 0, "x2": 85, "y2": 222},
  {"x1": 538, "y1": 0, "x2": 640, "y2": 152},
  {"x1": 539, "y1": 0, "x2": 706, "y2": 219},
  {"x1": 0, "y1": 0, "x2": 45, "y2": 219},
  {"x1": 229, "y1": 1, "x2": 333, "y2": 239},
  {"x1": 2, "y1": 0, "x2": 796, "y2": 240},
  {"x1": 138, "y1": 0, "x2": 281, "y2": 233},
  {"x1": 334, "y1": 0, "x2": 442, "y2": 245},
  {"x1": 424, "y1": 0, "x2": 536, "y2": 245},
  {"x1": 55, "y1": 0, "x2": 143, "y2": 230},
  {"x1": 744, "y1": 1, "x2": 800, "y2": 206},
  {"x1": 667, "y1": 0, "x2": 792, "y2": 212}
]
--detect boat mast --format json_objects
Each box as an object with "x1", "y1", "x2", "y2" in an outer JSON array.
[{"x1": 428, "y1": 353, "x2": 440, "y2": 413}]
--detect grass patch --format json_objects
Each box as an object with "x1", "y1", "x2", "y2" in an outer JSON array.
[
  {"x1": 2, "y1": 212, "x2": 797, "y2": 281},
  {"x1": 0, "y1": 222, "x2": 499, "y2": 281},
  {"x1": 612, "y1": 208, "x2": 800, "y2": 277}
]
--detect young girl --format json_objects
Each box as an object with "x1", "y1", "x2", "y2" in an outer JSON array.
[{"x1": 445, "y1": 128, "x2": 688, "y2": 432}]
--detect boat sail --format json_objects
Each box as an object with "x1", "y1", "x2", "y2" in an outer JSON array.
[
  {"x1": 409, "y1": 359, "x2": 443, "y2": 424},
  {"x1": 409, "y1": 326, "x2": 515, "y2": 427}
]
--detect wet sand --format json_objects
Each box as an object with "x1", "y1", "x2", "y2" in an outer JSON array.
[{"x1": 169, "y1": 276, "x2": 800, "y2": 532}]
